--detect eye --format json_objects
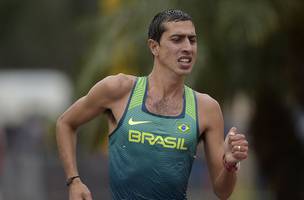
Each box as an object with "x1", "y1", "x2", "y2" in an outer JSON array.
[
  {"x1": 189, "y1": 37, "x2": 197, "y2": 44},
  {"x1": 171, "y1": 37, "x2": 181, "y2": 43}
]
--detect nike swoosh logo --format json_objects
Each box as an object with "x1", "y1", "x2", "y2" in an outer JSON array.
[{"x1": 128, "y1": 118, "x2": 152, "y2": 125}]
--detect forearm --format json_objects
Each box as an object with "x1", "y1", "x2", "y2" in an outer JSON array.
[
  {"x1": 213, "y1": 167, "x2": 237, "y2": 200},
  {"x1": 56, "y1": 120, "x2": 79, "y2": 178}
]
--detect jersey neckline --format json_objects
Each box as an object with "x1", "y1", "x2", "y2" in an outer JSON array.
[{"x1": 141, "y1": 76, "x2": 186, "y2": 119}]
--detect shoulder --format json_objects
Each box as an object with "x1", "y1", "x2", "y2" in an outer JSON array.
[
  {"x1": 95, "y1": 73, "x2": 136, "y2": 91},
  {"x1": 195, "y1": 92, "x2": 221, "y2": 112},
  {"x1": 85, "y1": 73, "x2": 137, "y2": 108},
  {"x1": 89, "y1": 73, "x2": 136, "y2": 99},
  {"x1": 194, "y1": 91, "x2": 223, "y2": 133}
]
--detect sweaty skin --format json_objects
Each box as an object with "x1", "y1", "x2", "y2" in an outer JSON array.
[{"x1": 56, "y1": 20, "x2": 248, "y2": 200}]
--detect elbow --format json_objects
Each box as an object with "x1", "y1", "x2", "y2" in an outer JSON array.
[
  {"x1": 56, "y1": 115, "x2": 77, "y2": 135},
  {"x1": 56, "y1": 115, "x2": 71, "y2": 135},
  {"x1": 56, "y1": 115, "x2": 64, "y2": 132},
  {"x1": 214, "y1": 189, "x2": 232, "y2": 200},
  {"x1": 212, "y1": 170, "x2": 236, "y2": 200},
  {"x1": 213, "y1": 184, "x2": 233, "y2": 200},
  {"x1": 56, "y1": 115, "x2": 64, "y2": 138},
  {"x1": 214, "y1": 190, "x2": 231, "y2": 200}
]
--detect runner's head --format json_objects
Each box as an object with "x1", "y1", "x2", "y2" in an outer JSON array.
[{"x1": 148, "y1": 9, "x2": 193, "y2": 43}]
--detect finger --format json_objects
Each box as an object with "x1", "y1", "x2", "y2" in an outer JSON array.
[
  {"x1": 231, "y1": 140, "x2": 249, "y2": 147},
  {"x1": 226, "y1": 127, "x2": 237, "y2": 144},
  {"x1": 229, "y1": 134, "x2": 246, "y2": 141},
  {"x1": 228, "y1": 127, "x2": 237, "y2": 136},
  {"x1": 232, "y1": 145, "x2": 248, "y2": 153},
  {"x1": 232, "y1": 151, "x2": 248, "y2": 160},
  {"x1": 228, "y1": 135, "x2": 246, "y2": 146}
]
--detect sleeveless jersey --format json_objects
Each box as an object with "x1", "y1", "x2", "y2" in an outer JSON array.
[{"x1": 109, "y1": 76, "x2": 199, "y2": 200}]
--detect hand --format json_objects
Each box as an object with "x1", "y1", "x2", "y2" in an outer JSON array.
[
  {"x1": 224, "y1": 127, "x2": 248, "y2": 164},
  {"x1": 69, "y1": 179, "x2": 93, "y2": 200}
]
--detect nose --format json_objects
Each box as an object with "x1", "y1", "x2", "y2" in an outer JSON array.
[{"x1": 182, "y1": 38, "x2": 193, "y2": 53}]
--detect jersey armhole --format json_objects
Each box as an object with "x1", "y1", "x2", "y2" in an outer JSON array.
[
  {"x1": 193, "y1": 90, "x2": 205, "y2": 143},
  {"x1": 108, "y1": 77, "x2": 138, "y2": 138},
  {"x1": 193, "y1": 91, "x2": 203, "y2": 142}
]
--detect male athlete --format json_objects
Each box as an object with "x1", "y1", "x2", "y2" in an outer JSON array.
[{"x1": 56, "y1": 9, "x2": 249, "y2": 200}]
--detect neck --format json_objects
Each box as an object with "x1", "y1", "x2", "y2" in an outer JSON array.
[{"x1": 148, "y1": 65, "x2": 185, "y2": 98}]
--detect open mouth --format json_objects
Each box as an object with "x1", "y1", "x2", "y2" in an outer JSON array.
[{"x1": 178, "y1": 56, "x2": 192, "y2": 64}]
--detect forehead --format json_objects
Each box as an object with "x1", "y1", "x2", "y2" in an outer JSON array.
[{"x1": 162, "y1": 20, "x2": 196, "y2": 36}]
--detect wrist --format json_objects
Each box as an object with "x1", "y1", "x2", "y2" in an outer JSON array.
[
  {"x1": 66, "y1": 175, "x2": 80, "y2": 186},
  {"x1": 223, "y1": 154, "x2": 240, "y2": 172}
]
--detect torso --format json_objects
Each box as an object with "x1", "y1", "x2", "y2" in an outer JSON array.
[{"x1": 108, "y1": 76, "x2": 199, "y2": 200}]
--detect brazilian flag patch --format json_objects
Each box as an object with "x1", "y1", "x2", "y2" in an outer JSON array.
[{"x1": 177, "y1": 123, "x2": 190, "y2": 133}]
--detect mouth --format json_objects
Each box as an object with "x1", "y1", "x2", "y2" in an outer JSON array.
[{"x1": 178, "y1": 56, "x2": 192, "y2": 64}]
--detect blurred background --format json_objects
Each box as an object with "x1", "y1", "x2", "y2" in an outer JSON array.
[{"x1": 0, "y1": 0, "x2": 304, "y2": 199}]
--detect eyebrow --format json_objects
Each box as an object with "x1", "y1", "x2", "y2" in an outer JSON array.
[{"x1": 170, "y1": 34, "x2": 197, "y2": 38}]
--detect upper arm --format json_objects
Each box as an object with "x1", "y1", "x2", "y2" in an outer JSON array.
[
  {"x1": 57, "y1": 73, "x2": 135, "y2": 129},
  {"x1": 197, "y1": 93, "x2": 224, "y2": 184}
]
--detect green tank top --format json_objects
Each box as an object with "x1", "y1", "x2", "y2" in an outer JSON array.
[{"x1": 109, "y1": 76, "x2": 199, "y2": 200}]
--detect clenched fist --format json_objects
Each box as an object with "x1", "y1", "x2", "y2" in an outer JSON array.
[{"x1": 224, "y1": 127, "x2": 249, "y2": 165}]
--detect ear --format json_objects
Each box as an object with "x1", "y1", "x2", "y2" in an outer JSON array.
[{"x1": 148, "y1": 39, "x2": 159, "y2": 57}]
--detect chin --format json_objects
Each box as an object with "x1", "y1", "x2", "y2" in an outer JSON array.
[
  {"x1": 176, "y1": 68, "x2": 192, "y2": 76},
  {"x1": 180, "y1": 65, "x2": 193, "y2": 73}
]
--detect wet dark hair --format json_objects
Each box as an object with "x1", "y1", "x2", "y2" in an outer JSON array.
[{"x1": 148, "y1": 9, "x2": 193, "y2": 43}]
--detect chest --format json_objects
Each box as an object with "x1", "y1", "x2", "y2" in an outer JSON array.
[
  {"x1": 120, "y1": 106, "x2": 197, "y2": 154},
  {"x1": 145, "y1": 95, "x2": 183, "y2": 116}
]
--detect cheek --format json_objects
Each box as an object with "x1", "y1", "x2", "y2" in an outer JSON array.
[
  {"x1": 192, "y1": 45, "x2": 197, "y2": 53},
  {"x1": 163, "y1": 45, "x2": 179, "y2": 57},
  {"x1": 192, "y1": 47, "x2": 198, "y2": 57},
  {"x1": 194, "y1": 49, "x2": 197, "y2": 57}
]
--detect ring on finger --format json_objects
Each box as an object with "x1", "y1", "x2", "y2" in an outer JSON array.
[{"x1": 237, "y1": 146, "x2": 241, "y2": 151}]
